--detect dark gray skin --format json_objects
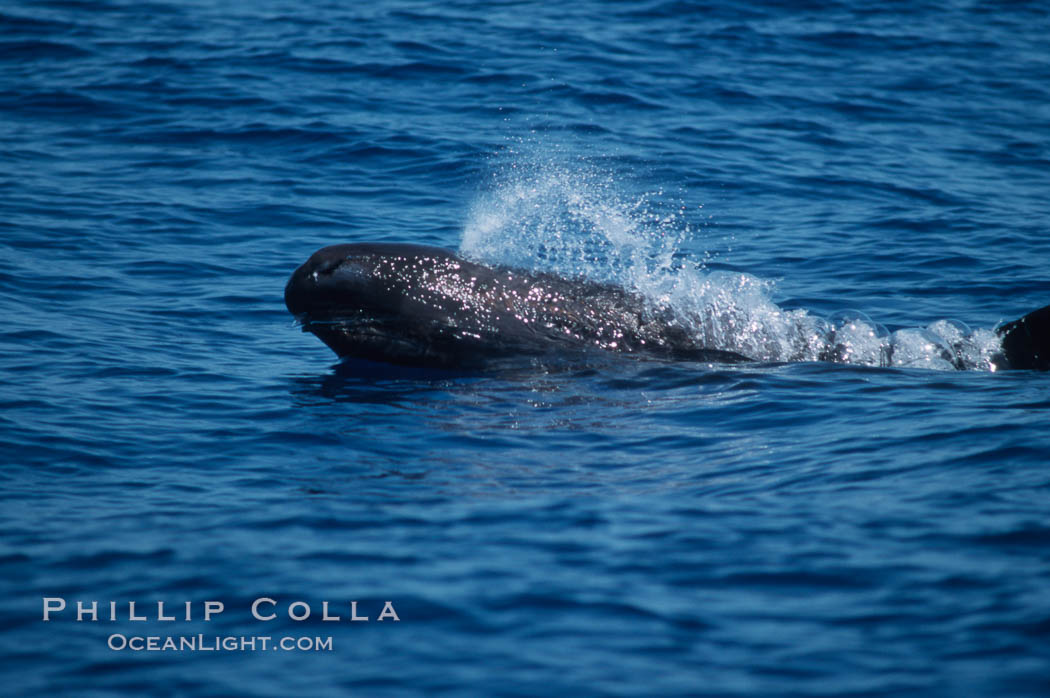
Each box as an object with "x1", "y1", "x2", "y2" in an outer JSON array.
[
  {"x1": 284, "y1": 243, "x2": 751, "y2": 367},
  {"x1": 997, "y1": 304, "x2": 1050, "y2": 371},
  {"x1": 286, "y1": 242, "x2": 1050, "y2": 371}
]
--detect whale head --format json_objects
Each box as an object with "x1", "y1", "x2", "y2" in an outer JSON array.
[{"x1": 285, "y1": 243, "x2": 530, "y2": 366}]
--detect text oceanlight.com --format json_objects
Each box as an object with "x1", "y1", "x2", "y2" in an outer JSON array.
[{"x1": 107, "y1": 634, "x2": 333, "y2": 652}]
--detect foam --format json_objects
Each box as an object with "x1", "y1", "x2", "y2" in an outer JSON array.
[{"x1": 462, "y1": 150, "x2": 1002, "y2": 371}]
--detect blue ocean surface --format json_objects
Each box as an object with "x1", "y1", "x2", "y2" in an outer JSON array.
[{"x1": 2, "y1": 0, "x2": 1049, "y2": 695}]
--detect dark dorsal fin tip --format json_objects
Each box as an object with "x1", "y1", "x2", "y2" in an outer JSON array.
[{"x1": 999, "y1": 304, "x2": 1050, "y2": 371}]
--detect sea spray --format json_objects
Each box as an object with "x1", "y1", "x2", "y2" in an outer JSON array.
[
  {"x1": 461, "y1": 149, "x2": 685, "y2": 294},
  {"x1": 462, "y1": 149, "x2": 1004, "y2": 371}
]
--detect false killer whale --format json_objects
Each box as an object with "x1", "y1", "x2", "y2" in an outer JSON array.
[{"x1": 285, "y1": 242, "x2": 1050, "y2": 371}]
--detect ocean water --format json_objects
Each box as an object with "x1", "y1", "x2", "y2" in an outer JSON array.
[{"x1": 2, "y1": 0, "x2": 1049, "y2": 695}]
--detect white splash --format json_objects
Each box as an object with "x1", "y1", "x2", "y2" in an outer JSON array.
[
  {"x1": 461, "y1": 151, "x2": 683, "y2": 295},
  {"x1": 461, "y1": 148, "x2": 1003, "y2": 371}
]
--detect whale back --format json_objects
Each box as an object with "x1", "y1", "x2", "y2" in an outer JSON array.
[
  {"x1": 998, "y1": 304, "x2": 1050, "y2": 371},
  {"x1": 285, "y1": 243, "x2": 751, "y2": 367}
]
